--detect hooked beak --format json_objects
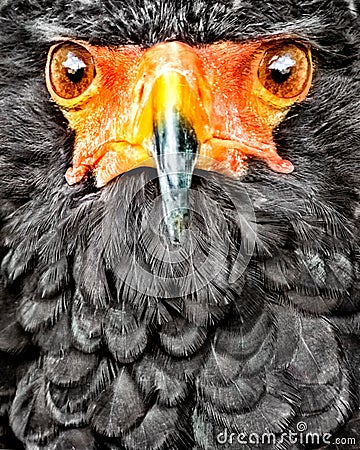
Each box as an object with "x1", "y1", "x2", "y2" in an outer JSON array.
[
  {"x1": 118, "y1": 42, "x2": 212, "y2": 243},
  {"x1": 150, "y1": 72, "x2": 199, "y2": 243}
]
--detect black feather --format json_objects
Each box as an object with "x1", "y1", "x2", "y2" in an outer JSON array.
[{"x1": 1, "y1": 1, "x2": 359, "y2": 449}]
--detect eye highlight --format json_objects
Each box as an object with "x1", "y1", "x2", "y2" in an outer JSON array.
[
  {"x1": 258, "y1": 42, "x2": 311, "y2": 99},
  {"x1": 47, "y1": 42, "x2": 96, "y2": 99}
]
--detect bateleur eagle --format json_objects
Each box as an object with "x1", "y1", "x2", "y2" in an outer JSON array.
[{"x1": 0, "y1": 1, "x2": 360, "y2": 449}]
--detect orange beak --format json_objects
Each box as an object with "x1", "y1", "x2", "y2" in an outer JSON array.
[
  {"x1": 144, "y1": 71, "x2": 202, "y2": 242},
  {"x1": 118, "y1": 43, "x2": 213, "y2": 242}
]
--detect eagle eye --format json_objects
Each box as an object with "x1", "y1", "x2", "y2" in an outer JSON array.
[
  {"x1": 47, "y1": 42, "x2": 96, "y2": 100},
  {"x1": 258, "y1": 42, "x2": 311, "y2": 99}
]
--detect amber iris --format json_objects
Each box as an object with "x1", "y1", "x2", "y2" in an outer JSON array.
[
  {"x1": 258, "y1": 42, "x2": 311, "y2": 99},
  {"x1": 49, "y1": 42, "x2": 96, "y2": 99}
]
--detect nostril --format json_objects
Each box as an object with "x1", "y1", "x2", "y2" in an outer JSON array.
[
  {"x1": 138, "y1": 83, "x2": 145, "y2": 102},
  {"x1": 134, "y1": 80, "x2": 145, "y2": 103}
]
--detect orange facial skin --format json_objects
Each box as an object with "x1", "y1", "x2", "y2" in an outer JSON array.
[{"x1": 45, "y1": 37, "x2": 313, "y2": 186}]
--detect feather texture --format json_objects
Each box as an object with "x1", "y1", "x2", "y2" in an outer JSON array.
[{"x1": 0, "y1": 0, "x2": 359, "y2": 449}]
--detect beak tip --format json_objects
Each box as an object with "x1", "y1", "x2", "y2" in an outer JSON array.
[{"x1": 164, "y1": 208, "x2": 189, "y2": 244}]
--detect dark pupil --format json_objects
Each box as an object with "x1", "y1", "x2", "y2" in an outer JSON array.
[
  {"x1": 270, "y1": 67, "x2": 292, "y2": 84},
  {"x1": 62, "y1": 51, "x2": 86, "y2": 83},
  {"x1": 66, "y1": 66, "x2": 85, "y2": 83}
]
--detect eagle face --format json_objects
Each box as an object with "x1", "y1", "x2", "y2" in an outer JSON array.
[
  {"x1": 0, "y1": 1, "x2": 359, "y2": 449},
  {"x1": 45, "y1": 36, "x2": 312, "y2": 242}
]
